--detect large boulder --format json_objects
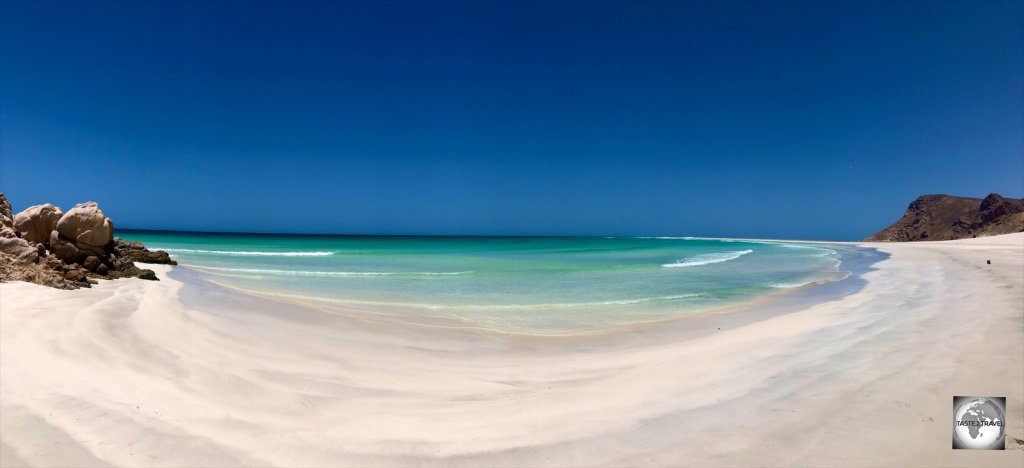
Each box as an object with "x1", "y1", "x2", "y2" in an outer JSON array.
[
  {"x1": 56, "y1": 202, "x2": 114, "y2": 250},
  {"x1": 13, "y1": 204, "x2": 63, "y2": 244},
  {"x1": 0, "y1": 236, "x2": 40, "y2": 264}
]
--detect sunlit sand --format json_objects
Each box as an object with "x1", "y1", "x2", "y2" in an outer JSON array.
[{"x1": 2, "y1": 234, "x2": 1021, "y2": 466}]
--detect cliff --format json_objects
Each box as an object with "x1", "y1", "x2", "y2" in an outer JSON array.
[{"x1": 865, "y1": 193, "x2": 1024, "y2": 241}]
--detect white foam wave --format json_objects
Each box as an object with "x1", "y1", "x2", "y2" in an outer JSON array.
[
  {"x1": 769, "y1": 280, "x2": 817, "y2": 289},
  {"x1": 779, "y1": 244, "x2": 839, "y2": 256},
  {"x1": 662, "y1": 249, "x2": 753, "y2": 268},
  {"x1": 160, "y1": 248, "x2": 335, "y2": 257},
  {"x1": 633, "y1": 236, "x2": 755, "y2": 243},
  {"x1": 192, "y1": 266, "x2": 473, "y2": 277},
  {"x1": 770, "y1": 269, "x2": 851, "y2": 289},
  {"x1": 636, "y1": 236, "x2": 726, "y2": 240}
]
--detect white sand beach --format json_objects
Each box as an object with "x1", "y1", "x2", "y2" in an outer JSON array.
[{"x1": 1, "y1": 234, "x2": 1022, "y2": 467}]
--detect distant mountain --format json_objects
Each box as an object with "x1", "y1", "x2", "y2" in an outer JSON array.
[{"x1": 864, "y1": 193, "x2": 1024, "y2": 241}]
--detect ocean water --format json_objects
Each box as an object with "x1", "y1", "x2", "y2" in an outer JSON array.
[{"x1": 120, "y1": 231, "x2": 856, "y2": 334}]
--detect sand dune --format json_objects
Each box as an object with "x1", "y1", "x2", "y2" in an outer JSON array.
[{"x1": 1, "y1": 234, "x2": 1022, "y2": 466}]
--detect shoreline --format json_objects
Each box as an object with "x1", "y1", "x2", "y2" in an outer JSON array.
[
  {"x1": 1, "y1": 234, "x2": 1022, "y2": 466},
  {"x1": 154, "y1": 237, "x2": 878, "y2": 339},
  {"x1": 174, "y1": 244, "x2": 874, "y2": 340}
]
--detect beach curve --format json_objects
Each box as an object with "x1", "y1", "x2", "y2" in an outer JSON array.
[{"x1": 1, "y1": 234, "x2": 1022, "y2": 466}]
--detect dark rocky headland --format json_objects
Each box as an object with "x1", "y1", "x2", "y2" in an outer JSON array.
[
  {"x1": 865, "y1": 193, "x2": 1024, "y2": 241},
  {"x1": 0, "y1": 192, "x2": 175, "y2": 289}
]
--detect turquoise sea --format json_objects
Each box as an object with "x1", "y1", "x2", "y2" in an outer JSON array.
[{"x1": 120, "y1": 231, "x2": 860, "y2": 334}]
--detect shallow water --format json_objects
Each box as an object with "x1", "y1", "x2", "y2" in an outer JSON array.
[{"x1": 120, "y1": 231, "x2": 859, "y2": 333}]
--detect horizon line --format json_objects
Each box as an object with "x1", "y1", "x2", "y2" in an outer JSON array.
[
  {"x1": 117, "y1": 227, "x2": 851, "y2": 243},
  {"x1": 117, "y1": 227, "x2": 699, "y2": 239}
]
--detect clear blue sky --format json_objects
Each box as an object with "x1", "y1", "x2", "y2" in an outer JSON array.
[{"x1": 1, "y1": 1, "x2": 1021, "y2": 240}]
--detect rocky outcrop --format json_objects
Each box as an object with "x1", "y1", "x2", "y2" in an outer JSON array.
[
  {"x1": 112, "y1": 238, "x2": 177, "y2": 265},
  {"x1": 0, "y1": 236, "x2": 40, "y2": 264},
  {"x1": 13, "y1": 203, "x2": 63, "y2": 244},
  {"x1": 0, "y1": 193, "x2": 175, "y2": 289},
  {"x1": 0, "y1": 252, "x2": 87, "y2": 290},
  {"x1": 865, "y1": 193, "x2": 1024, "y2": 241}
]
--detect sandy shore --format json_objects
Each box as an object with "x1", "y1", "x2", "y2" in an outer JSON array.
[{"x1": 1, "y1": 234, "x2": 1022, "y2": 467}]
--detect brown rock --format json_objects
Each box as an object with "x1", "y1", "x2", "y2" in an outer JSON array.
[
  {"x1": 865, "y1": 193, "x2": 1024, "y2": 241},
  {"x1": 977, "y1": 194, "x2": 1017, "y2": 223},
  {"x1": 0, "y1": 192, "x2": 12, "y2": 221},
  {"x1": 13, "y1": 204, "x2": 63, "y2": 244},
  {"x1": 112, "y1": 237, "x2": 177, "y2": 265},
  {"x1": 973, "y1": 194, "x2": 1024, "y2": 237},
  {"x1": 113, "y1": 254, "x2": 134, "y2": 271},
  {"x1": 137, "y1": 250, "x2": 174, "y2": 264},
  {"x1": 0, "y1": 252, "x2": 86, "y2": 289},
  {"x1": 0, "y1": 236, "x2": 40, "y2": 264},
  {"x1": 1, "y1": 193, "x2": 15, "y2": 236},
  {"x1": 56, "y1": 202, "x2": 114, "y2": 249},
  {"x1": 64, "y1": 268, "x2": 87, "y2": 283},
  {"x1": 0, "y1": 196, "x2": 176, "y2": 289},
  {"x1": 83, "y1": 255, "x2": 101, "y2": 272},
  {"x1": 44, "y1": 254, "x2": 63, "y2": 271},
  {"x1": 50, "y1": 230, "x2": 83, "y2": 263}
]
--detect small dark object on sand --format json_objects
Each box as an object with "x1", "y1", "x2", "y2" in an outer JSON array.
[{"x1": 987, "y1": 260, "x2": 992, "y2": 264}]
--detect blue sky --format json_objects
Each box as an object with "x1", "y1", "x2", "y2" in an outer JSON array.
[{"x1": 1, "y1": 1, "x2": 1021, "y2": 240}]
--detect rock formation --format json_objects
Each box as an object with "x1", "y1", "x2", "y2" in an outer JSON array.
[
  {"x1": 57, "y1": 202, "x2": 114, "y2": 250},
  {"x1": 865, "y1": 193, "x2": 1024, "y2": 241},
  {"x1": 112, "y1": 238, "x2": 176, "y2": 265},
  {"x1": 0, "y1": 194, "x2": 14, "y2": 236},
  {"x1": 0, "y1": 236, "x2": 40, "y2": 264},
  {"x1": 0, "y1": 193, "x2": 176, "y2": 289},
  {"x1": 13, "y1": 203, "x2": 63, "y2": 244}
]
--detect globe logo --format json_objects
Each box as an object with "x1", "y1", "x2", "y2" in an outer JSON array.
[{"x1": 952, "y1": 396, "x2": 1005, "y2": 450}]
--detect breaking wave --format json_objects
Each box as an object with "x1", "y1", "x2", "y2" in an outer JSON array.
[{"x1": 662, "y1": 249, "x2": 753, "y2": 268}]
